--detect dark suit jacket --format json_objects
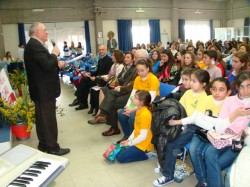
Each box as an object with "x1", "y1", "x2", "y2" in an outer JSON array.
[
  {"x1": 24, "y1": 38, "x2": 60, "y2": 101},
  {"x1": 91, "y1": 55, "x2": 113, "y2": 86}
]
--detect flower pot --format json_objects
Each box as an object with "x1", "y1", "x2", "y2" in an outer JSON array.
[
  {"x1": 18, "y1": 89, "x2": 22, "y2": 96},
  {"x1": 11, "y1": 123, "x2": 30, "y2": 141}
]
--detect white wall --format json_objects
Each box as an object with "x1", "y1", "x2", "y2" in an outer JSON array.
[
  {"x1": 160, "y1": 20, "x2": 171, "y2": 45},
  {"x1": 89, "y1": 21, "x2": 96, "y2": 54},
  {"x1": 2, "y1": 24, "x2": 19, "y2": 58},
  {"x1": 213, "y1": 20, "x2": 221, "y2": 28},
  {"x1": 102, "y1": 20, "x2": 118, "y2": 49},
  {"x1": 227, "y1": 19, "x2": 245, "y2": 27}
]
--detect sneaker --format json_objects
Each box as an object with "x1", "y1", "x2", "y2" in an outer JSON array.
[
  {"x1": 195, "y1": 181, "x2": 207, "y2": 187},
  {"x1": 153, "y1": 176, "x2": 174, "y2": 187},
  {"x1": 176, "y1": 148, "x2": 188, "y2": 160},
  {"x1": 154, "y1": 164, "x2": 161, "y2": 173}
]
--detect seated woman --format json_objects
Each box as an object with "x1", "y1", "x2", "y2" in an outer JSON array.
[
  {"x1": 88, "y1": 52, "x2": 134, "y2": 119},
  {"x1": 3, "y1": 51, "x2": 15, "y2": 65},
  {"x1": 227, "y1": 52, "x2": 248, "y2": 85},
  {"x1": 216, "y1": 52, "x2": 227, "y2": 77},
  {"x1": 156, "y1": 50, "x2": 180, "y2": 86},
  {"x1": 151, "y1": 49, "x2": 161, "y2": 74},
  {"x1": 88, "y1": 50, "x2": 124, "y2": 115},
  {"x1": 116, "y1": 90, "x2": 154, "y2": 163}
]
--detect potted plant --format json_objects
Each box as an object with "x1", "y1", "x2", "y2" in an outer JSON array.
[
  {"x1": 0, "y1": 84, "x2": 35, "y2": 140},
  {"x1": 9, "y1": 68, "x2": 27, "y2": 96}
]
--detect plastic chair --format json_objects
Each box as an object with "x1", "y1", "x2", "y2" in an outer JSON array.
[{"x1": 159, "y1": 83, "x2": 176, "y2": 97}]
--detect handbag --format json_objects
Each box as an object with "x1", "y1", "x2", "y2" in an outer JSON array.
[
  {"x1": 106, "y1": 75, "x2": 118, "y2": 88},
  {"x1": 195, "y1": 128, "x2": 209, "y2": 142},
  {"x1": 103, "y1": 143, "x2": 123, "y2": 162},
  {"x1": 207, "y1": 128, "x2": 242, "y2": 149}
]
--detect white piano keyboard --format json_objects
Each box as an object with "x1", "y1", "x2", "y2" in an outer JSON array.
[{"x1": 0, "y1": 144, "x2": 69, "y2": 187}]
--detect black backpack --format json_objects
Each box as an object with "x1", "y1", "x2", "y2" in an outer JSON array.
[{"x1": 151, "y1": 98, "x2": 187, "y2": 167}]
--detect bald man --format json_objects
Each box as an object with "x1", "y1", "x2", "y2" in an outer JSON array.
[
  {"x1": 69, "y1": 44, "x2": 113, "y2": 110},
  {"x1": 24, "y1": 22, "x2": 70, "y2": 156}
]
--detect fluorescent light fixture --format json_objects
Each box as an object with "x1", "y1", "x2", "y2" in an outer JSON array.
[
  {"x1": 136, "y1": 8, "x2": 145, "y2": 13},
  {"x1": 194, "y1": 9, "x2": 202, "y2": 14},
  {"x1": 32, "y1": 9, "x2": 44, "y2": 12}
]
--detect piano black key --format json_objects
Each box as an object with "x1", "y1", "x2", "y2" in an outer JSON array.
[
  {"x1": 9, "y1": 182, "x2": 27, "y2": 187},
  {"x1": 13, "y1": 180, "x2": 30, "y2": 184},
  {"x1": 26, "y1": 169, "x2": 41, "y2": 174},
  {"x1": 33, "y1": 163, "x2": 49, "y2": 167},
  {"x1": 35, "y1": 160, "x2": 51, "y2": 165},
  {"x1": 30, "y1": 165, "x2": 46, "y2": 170},
  {"x1": 23, "y1": 172, "x2": 38, "y2": 177},
  {"x1": 17, "y1": 177, "x2": 33, "y2": 181}
]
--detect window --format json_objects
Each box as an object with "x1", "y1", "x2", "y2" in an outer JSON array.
[
  {"x1": 132, "y1": 20, "x2": 150, "y2": 47},
  {"x1": 185, "y1": 21, "x2": 210, "y2": 44},
  {"x1": 25, "y1": 22, "x2": 86, "y2": 56}
]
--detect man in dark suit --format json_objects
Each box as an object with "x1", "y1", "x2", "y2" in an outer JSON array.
[
  {"x1": 24, "y1": 22, "x2": 70, "y2": 156},
  {"x1": 69, "y1": 44, "x2": 113, "y2": 110}
]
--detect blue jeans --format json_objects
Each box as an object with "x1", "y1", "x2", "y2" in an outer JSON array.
[
  {"x1": 224, "y1": 166, "x2": 232, "y2": 187},
  {"x1": 162, "y1": 124, "x2": 197, "y2": 178},
  {"x1": 204, "y1": 144, "x2": 238, "y2": 187},
  {"x1": 116, "y1": 146, "x2": 148, "y2": 163},
  {"x1": 118, "y1": 109, "x2": 136, "y2": 138},
  {"x1": 189, "y1": 135, "x2": 210, "y2": 184}
]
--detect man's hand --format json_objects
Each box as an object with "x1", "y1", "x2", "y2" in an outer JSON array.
[
  {"x1": 90, "y1": 76, "x2": 95, "y2": 81},
  {"x1": 58, "y1": 61, "x2": 66, "y2": 69},
  {"x1": 114, "y1": 86, "x2": 121, "y2": 91},
  {"x1": 52, "y1": 46, "x2": 60, "y2": 56}
]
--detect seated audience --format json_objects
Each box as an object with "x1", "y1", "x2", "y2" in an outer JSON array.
[
  {"x1": 227, "y1": 52, "x2": 248, "y2": 84},
  {"x1": 153, "y1": 69, "x2": 210, "y2": 186},
  {"x1": 88, "y1": 50, "x2": 124, "y2": 115},
  {"x1": 3, "y1": 51, "x2": 14, "y2": 64},
  {"x1": 68, "y1": 44, "x2": 113, "y2": 110},
  {"x1": 117, "y1": 90, "x2": 154, "y2": 163},
  {"x1": 203, "y1": 50, "x2": 222, "y2": 81},
  {"x1": 151, "y1": 49, "x2": 161, "y2": 74},
  {"x1": 117, "y1": 59, "x2": 160, "y2": 142},
  {"x1": 156, "y1": 50, "x2": 180, "y2": 86}
]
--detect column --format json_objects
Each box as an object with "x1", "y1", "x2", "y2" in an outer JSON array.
[{"x1": 0, "y1": 16, "x2": 5, "y2": 59}]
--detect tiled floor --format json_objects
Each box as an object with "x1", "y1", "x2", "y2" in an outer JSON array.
[{"x1": 14, "y1": 76, "x2": 197, "y2": 187}]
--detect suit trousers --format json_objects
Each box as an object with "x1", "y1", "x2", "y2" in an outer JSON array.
[
  {"x1": 100, "y1": 90, "x2": 130, "y2": 130},
  {"x1": 75, "y1": 77, "x2": 96, "y2": 105},
  {"x1": 34, "y1": 100, "x2": 60, "y2": 151}
]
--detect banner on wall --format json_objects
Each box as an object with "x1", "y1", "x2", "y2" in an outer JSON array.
[{"x1": 0, "y1": 69, "x2": 16, "y2": 104}]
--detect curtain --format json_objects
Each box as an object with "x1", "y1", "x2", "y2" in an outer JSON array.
[
  {"x1": 84, "y1": 20, "x2": 91, "y2": 53},
  {"x1": 18, "y1": 23, "x2": 26, "y2": 46},
  {"x1": 244, "y1": 17, "x2": 249, "y2": 36},
  {"x1": 149, "y1": 19, "x2": 160, "y2": 44},
  {"x1": 209, "y1": 19, "x2": 213, "y2": 39},
  {"x1": 178, "y1": 19, "x2": 185, "y2": 42},
  {"x1": 117, "y1": 20, "x2": 133, "y2": 52}
]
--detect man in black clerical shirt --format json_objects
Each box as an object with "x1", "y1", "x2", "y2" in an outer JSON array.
[{"x1": 69, "y1": 44, "x2": 113, "y2": 110}]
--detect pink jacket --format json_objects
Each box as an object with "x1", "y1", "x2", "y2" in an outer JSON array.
[{"x1": 218, "y1": 95, "x2": 250, "y2": 133}]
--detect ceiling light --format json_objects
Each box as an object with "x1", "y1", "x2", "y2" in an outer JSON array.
[
  {"x1": 194, "y1": 9, "x2": 202, "y2": 14},
  {"x1": 136, "y1": 8, "x2": 145, "y2": 13},
  {"x1": 32, "y1": 9, "x2": 44, "y2": 12}
]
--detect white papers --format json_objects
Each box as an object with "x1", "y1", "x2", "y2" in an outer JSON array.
[
  {"x1": 65, "y1": 54, "x2": 85, "y2": 64},
  {"x1": 91, "y1": 86, "x2": 101, "y2": 91}
]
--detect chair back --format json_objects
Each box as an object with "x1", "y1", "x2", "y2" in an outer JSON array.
[{"x1": 160, "y1": 83, "x2": 176, "y2": 97}]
